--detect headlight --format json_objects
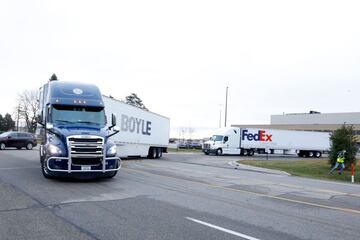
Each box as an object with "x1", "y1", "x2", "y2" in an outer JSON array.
[
  {"x1": 107, "y1": 145, "x2": 117, "y2": 157},
  {"x1": 48, "y1": 144, "x2": 62, "y2": 155}
]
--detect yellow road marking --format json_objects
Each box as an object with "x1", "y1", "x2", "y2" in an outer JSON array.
[{"x1": 124, "y1": 167, "x2": 360, "y2": 215}]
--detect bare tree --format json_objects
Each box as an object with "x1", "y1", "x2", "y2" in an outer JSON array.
[{"x1": 16, "y1": 90, "x2": 38, "y2": 133}]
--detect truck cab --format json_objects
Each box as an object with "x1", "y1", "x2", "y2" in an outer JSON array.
[
  {"x1": 203, "y1": 128, "x2": 243, "y2": 155},
  {"x1": 37, "y1": 75, "x2": 121, "y2": 178}
]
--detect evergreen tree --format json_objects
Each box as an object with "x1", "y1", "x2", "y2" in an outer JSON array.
[
  {"x1": 329, "y1": 124, "x2": 358, "y2": 166},
  {"x1": 0, "y1": 114, "x2": 4, "y2": 132},
  {"x1": 125, "y1": 93, "x2": 148, "y2": 111},
  {"x1": 2, "y1": 114, "x2": 15, "y2": 131}
]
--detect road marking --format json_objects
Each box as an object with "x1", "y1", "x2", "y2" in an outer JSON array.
[
  {"x1": 125, "y1": 167, "x2": 360, "y2": 215},
  {"x1": 186, "y1": 217, "x2": 260, "y2": 240}
]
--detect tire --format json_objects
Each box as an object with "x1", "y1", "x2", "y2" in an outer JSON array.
[
  {"x1": 308, "y1": 151, "x2": 314, "y2": 158},
  {"x1": 26, "y1": 143, "x2": 33, "y2": 150},
  {"x1": 105, "y1": 171, "x2": 118, "y2": 178},
  {"x1": 41, "y1": 161, "x2": 53, "y2": 179},
  {"x1": 156, "y1": 148, "x2": 162, "y2": 158},
  {"x1": 148, "y1": 147, "x2": 157, "y2": 159},
  {"x1": 204, "y1": 152, "x2": 209, "y2": 155},
  {"x1": 0, "y1": 143, "x2": 5, "y2": 150},
  {"x1": 315, "y1": 151, "x2": 322, "y2": 158},
  {"x1": 247, "y1": 149, "x2": 254, "y2": 156},
  {"x1": 216, "y1": 148, "x2": 222, "y2": 156},
  {"x1": 243, "y1": 149, "x2": 248, "y2": 156}
]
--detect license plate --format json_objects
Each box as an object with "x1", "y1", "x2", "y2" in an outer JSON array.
[{"x1": 81, "y1": 166, "x2": 91, "y2": 171}]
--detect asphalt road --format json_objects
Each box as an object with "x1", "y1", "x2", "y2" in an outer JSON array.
[{"x1": 0, "y1": 150, "x2": 360, "y2": 240}]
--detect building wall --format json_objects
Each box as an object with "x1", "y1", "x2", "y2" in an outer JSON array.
[{"x1": 271, "y1": 112, "x2": 360, "y2": 125}]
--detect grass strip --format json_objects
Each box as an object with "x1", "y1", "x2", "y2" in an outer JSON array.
[{"x1": 239, "y1": 159, "x2": 359, "y2": 183}]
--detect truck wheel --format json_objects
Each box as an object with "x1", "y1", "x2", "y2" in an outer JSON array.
[
  {"x1": 315, "y1": 151, "x2": 322, "y2": 158},
  {"x1": 204, "y1": 152, "x2": 209, "y2": 155},
  {"x1": 308, "y1": 151, "x2": 314, "y2": 158},
  {"x1": 105, "y1": 171, "x2": 117, "y2": 178},
  {"x1": 148, "y1": 147, "x2": 157, "y2": 159},
  {"x1": 26, "y1": 143, "x2": 33, "y2": 150},
  {"x1": 216, "y1": 148, "x2": 222, "y2": 156},
  {"x1": 0, "y1": 143, "x2": 5, "y2": 150},
  {"x1": 247, "y1": 149, "x2": 254, "y2": 156},
  {"x1": 243, "y1": 149, "x2": 248, "y2": 156},
  {"x1": 41, "y1": 162, "x2": 53, "y2": 179},
  {"x1": 156, "y1": 148, "x2": 162, "y2": 158}
]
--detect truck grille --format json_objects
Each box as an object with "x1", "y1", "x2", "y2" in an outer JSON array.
[
  {"x1": 203, "y1": 143, "x2": 210, "y2": 149},
  {"x1": 68, "y1": 136, "x2": 104, "y2": 165}
]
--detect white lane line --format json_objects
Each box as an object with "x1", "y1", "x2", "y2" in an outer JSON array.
[{"x1": 186, "y1": 217, "x2": 260, "y2": 240}]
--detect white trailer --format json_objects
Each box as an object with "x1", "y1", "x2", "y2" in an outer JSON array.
[
  {"x1": 103, "y1": 96, "x2": 170, "y2": 158},
  {"x1": 202, "y1": 127, "x2": 330, "y2": 158}
]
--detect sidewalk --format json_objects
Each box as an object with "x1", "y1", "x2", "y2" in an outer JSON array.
[{"x1": 228, "y1": 160, "x2": 291, "y2": 176}]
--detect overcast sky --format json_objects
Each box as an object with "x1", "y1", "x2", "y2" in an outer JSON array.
[{"x1": 1, "y1": 0, "x2": 359, "y2": 138}]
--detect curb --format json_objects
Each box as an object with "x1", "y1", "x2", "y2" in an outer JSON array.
[{"x1": 228, "y1": 160, "x2": 291, "y2": 176}]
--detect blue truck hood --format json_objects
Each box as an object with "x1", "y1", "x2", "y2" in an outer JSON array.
[{"x1": 52, "y1": 124, "x2": 109, "y2": 140}]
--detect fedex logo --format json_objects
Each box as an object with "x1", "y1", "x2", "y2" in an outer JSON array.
[{"x1": 242, "y1": 130, "x2": 272, "y2": 142}]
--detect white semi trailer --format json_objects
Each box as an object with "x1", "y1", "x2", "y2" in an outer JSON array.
[
  {"x1": 202, "y1": 127, "x2": 330, "y2": 158},
  {"x1": 103, "y1": 96, "x2": 170, "y2": 158}
]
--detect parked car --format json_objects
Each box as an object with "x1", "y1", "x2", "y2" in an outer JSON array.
[
  {"x1": 177, "y1": 142, "x2": 189, "y2": 149},
  {"x1": 189, "y1": 142, "x2": 202, "y2": 149},
  {"x1": 0, "y1": 132, "x2": 37, "y2": 150}
]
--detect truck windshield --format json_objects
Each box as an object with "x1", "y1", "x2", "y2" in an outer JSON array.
[
  {"x1": 211, "y1": 135, "x2": 223, "y2": 141},
  {"x1": 51, "y1": 105, "x2": 106, "y2": 125}
]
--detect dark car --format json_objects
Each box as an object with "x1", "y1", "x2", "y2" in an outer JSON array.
[
  {"x1": 0, "y1": 132, "x2": 37, "y2": 150},
  {"x1": 189, "y1": 142, "x2": 202, "y2": 149}
]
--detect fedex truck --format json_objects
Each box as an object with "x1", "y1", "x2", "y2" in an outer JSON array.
[
  {"x1": 103, "y1": 96, "x2": 170, "y2": 159},
  {"x1": 202, "y1": 127, "x2": 330, "y2": 158}
]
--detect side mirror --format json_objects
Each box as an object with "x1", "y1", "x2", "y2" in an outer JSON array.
[
  {"x1": 111, "y1": 113, "x2": 117, "y2": 127},
  {"x1": 36, "y1": 110, "x2": 42, "y2": 123},
  {"x1": 223, "y1": 136, "x2": 229, "y2": 143}
]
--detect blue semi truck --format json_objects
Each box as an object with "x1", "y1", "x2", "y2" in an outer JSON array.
[{"x1": 37, "y1": 74, "x2": 121, "y2": 178}]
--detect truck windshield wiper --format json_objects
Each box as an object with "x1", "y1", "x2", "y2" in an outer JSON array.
[
  {"x1": 55, "y1": 120, "x2": 75, "y2": 124},
  {"x1": 76, "y1": 121, "x2": 100, "y2": 125}
]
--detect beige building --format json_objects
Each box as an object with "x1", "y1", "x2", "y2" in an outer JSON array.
[{"x1": 232, "y1": 111, "x2": 360, "y2": 146}]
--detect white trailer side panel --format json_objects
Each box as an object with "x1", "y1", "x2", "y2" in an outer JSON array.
[
  {"x1": 241, "y1": 128, "x2": 330, "y2": 151},
  {"x1": 103, "y1": 96, "x2": 170, "y2": 157}
]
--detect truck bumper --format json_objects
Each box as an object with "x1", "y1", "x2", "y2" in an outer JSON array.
[
  {"x1": 202, "y1": 149, "x2": 217, "y2": 154},
  {"x1": 46, "y1": 157, "x2": 121, "y2": 173}
]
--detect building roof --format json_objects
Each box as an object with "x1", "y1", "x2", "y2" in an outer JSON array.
[{"x1": 271, "y1": 112, "x2": 360, "y2": 125}]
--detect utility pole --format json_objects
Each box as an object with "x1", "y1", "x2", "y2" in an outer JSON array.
[
  {"x1": 17, "y1": 105, "x2": 20, "y2": 131},
  {"x1": 219, "y1": 106, "x2": 222, "y2": 128},
  {"x1": 224, "y1": 86, "x2": 228, "y2": 127}
]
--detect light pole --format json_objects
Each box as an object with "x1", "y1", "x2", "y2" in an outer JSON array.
[
  {"x1": 16, "y1": 105, "x2": 26, "y2": 132},
  {"x1": 17, "y1": 105, "x2": 21, "y2": 131},
  {"x1": 224, "y1": 86, "x2": 228, "y2": 127},
  {"x1": 219, "y1": 104, "x2": 222, "y2": 128}
]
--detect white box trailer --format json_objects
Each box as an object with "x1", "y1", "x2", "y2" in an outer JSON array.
[
  {"x1": 103, "y1": 96, "x2": 170, "y2": 158},
  {"x1": 202, "y1": 127, "x2": 330, "y2": 158}
]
